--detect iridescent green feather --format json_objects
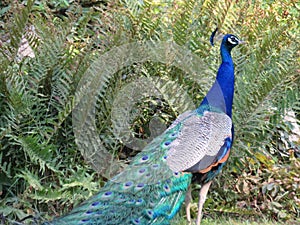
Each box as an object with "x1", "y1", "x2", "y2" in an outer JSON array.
[{"x1": 46, "y1": 122, "x2": 192, "y2": 225}]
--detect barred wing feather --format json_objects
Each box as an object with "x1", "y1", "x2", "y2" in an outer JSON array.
[{"x1": 166, "y1": 111, "x2": 232, "y2": 172}]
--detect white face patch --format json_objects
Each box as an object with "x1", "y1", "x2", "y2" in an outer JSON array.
[{"x1": 228, "y1": 36, "x2": 238, "y2": 45}]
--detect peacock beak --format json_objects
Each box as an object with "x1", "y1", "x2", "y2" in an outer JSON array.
[{"x1": 238, "y1": 40, "x2": 247, "y2": 45}]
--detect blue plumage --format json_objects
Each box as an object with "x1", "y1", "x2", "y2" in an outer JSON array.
[{"x1": 44, "y1": 31, "x2": 244, "y2": 225}]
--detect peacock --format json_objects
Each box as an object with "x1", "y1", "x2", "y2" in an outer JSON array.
[{"x1": 44, "y1": 30, "x2": 244, "y2": 225}]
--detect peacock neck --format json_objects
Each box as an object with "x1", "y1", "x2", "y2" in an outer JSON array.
[{"x1": 199, "y1": 45, "x2": 235, "y2": 117}]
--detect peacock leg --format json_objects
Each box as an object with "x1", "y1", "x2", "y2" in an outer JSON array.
[
  {"x1": 196, "y1": 180, "x2": 212, "y2": 225},
  {"x1": 185, "y1": 185, "x2": 192, "y2": 224}
]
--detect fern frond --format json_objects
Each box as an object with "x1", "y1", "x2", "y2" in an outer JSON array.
[
  {"x1": 7, "y1": 0, "x2": 34, "y2": 58},
  {"x1": 17, "y1": 135, "x2": 58, "y2": 173}
]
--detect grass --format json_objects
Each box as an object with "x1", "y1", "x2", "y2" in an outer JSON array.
[{"x1": 172, "y1": 217, "x2": 300, "y2": 225}]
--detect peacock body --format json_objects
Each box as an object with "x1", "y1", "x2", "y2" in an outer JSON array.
[{"x1": 44, "y1": 31, "x2": 244, "y2": 225}]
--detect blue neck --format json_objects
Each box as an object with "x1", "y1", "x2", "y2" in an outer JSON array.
[{"x1": 199, "y1": 45, "x2": 235, "y2": 117}]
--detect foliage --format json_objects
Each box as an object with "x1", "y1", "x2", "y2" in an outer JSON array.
[
  {"x1": 173, "y1": 216, "x2": 295, "y2": 225},
  {"x1": 0, "y1": 0, "x2": 299, "y2": 224}
]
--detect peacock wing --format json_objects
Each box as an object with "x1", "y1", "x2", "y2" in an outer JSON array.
[{"x1": 166, "y1": 110, "x2": 232, "y2": 172}]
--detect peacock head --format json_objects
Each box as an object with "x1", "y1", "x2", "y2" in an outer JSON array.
[
  {"x1": 210, "y1": 28, "x2": 245, "y2": 52},
  {"x1": 222, "y1": 34, "x2": 246, "y2": 51}
]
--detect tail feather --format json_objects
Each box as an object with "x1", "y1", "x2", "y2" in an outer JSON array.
[
  {"x1": 49, "y1": 173, "x2": 191, "y2": 225},
  {"x1": 47, "y1": 126, "x2": 192, "y2": 225}
]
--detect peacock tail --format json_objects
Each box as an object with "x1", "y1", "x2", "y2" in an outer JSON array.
[{"x1": 45, "y1": 119, "x2": 192, "y2": 225}]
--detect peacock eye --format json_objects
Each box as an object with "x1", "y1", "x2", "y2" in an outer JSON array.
[{"x1": 228, "y1": 36, "x2": 238, "y2": 45}]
